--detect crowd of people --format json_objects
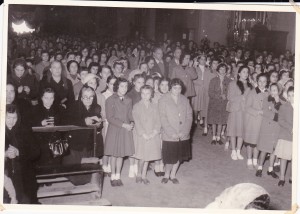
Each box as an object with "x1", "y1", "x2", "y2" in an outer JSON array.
[{"x1": 4, "y1": 32, "x2": 295, "y2": 204}]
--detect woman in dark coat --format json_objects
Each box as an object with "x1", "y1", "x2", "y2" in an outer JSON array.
[
  {"x1": 7, "y1": 59, "x2": 39, "y2": 105},
  {"x1": 39, "y1": 60, "x2": 75, "y2": 113},
  {"x1": 207, "y1": 63, "x2": 231, "y2": 145},
  {"x1": 31, "y1": 88, "x2": 64, "y2": 167},
  {"x1": 63, "y1": 86, "x2": 103, "y2": 185},
  {"x1": 5, "y1": 104, "x2": 40, "y2": 204}
]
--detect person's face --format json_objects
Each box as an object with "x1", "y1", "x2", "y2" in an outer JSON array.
[
  {"x1": 159, "y1": 81, "x2": 169, "y2": 94},
  {"x1": 257, "y1": 76, "x2": 267, "y2": 89},
  {"x1": 171, "y1": 84, "x2": 182, "y2": 96},
  {"x1": 288, "y1": 61, "x2": 293, "y2": 68},
  {"x1": 248, "y1": 61, "x2": 254, "y2": 67},
  {"x1": 69, "y1": 62, "x2": 78, "y2": 75},
  {"x1": 50, "y1": 62, "x2": 62, "y2": 77},
  {"x1": 140, "y1": 50, "x2": 146, "y2": 57},
  {"x1": 92, "y1": 55, "x2": 99, "y2": 63},
  {"x1": 145, "y1": 79, "x2": 154, "y2": 87},
  {"x1": 26, "y1": 62, "x2": 33, "y2": 69},
  {"x1": 100, "y1": 54, "x2": 107, "y2": 63},
  {"x1": 182, "y1": 55, "x2": 190, "y2": 66},
  {"x1": 67, "y1": 54, "x2": 75, "y2": 62},
  {"x1": 14, "y1": 65, "x2": 25, "y2": 78},
  {"x1": 270, "y1": 72, "x2": 278, "y2": 83},
  {"x1": 287, "y1": 91, "x2": 294, "y2": 104},
  {"x1": 42, "y1": 92, "x2": 54, "y2": 109},
  {"x1": 244, "y1": 51, "x2": 250, "y2": 58},
  {"x1": 267, "y1": 65, "x2": 275, "y2": 72},
  {"x1": 255, "y1": 65, "x2": 262, "y2": 72},
  {"x1": 236, "y1": 50, "x2": 242, "y2": 58},
  {"x1": 148, "y1": 60, "x2": 155, "y2": 69},
  {"x1": 81, "y1": 89, "x2": 95, "y2": 107},
  {"x1": 6, "y1": 112, "x2": 18, "y2": 130},
  {"x1": 114, "y1": 64, "x2": 123, "y2": 74},
  {"x1": 141, "y1": 88, "x2": 152, "y2": 102},
  {"x1": 239, "y1": 68, "x2": 249, "y2": 81},
  {"x1": 218, "y1": 66, "x2": 227, "y2": 76},
  {"x1": 270, "y1": 85, "x2": 279, "y2": 97},
  {"x1": 101, "y1": 68, "x2": 111, "y2": 80},
  {"x1": 6, "y1": 84, "x2": 15, "y2": 104},
  {"x1": 174, "y1": 49, "x2": 182, "y2": 59},
  {"x1": 281, "y1": 72, "x2": 290, "y2": 80},
  {"x1": 42, "y1": 53, "x2": 49, "y2": 62},
  {"x1": 256, "y1": 56, "x2": 263, "y2": 63},
  {"x1": 282, "y1": 60, "x2": 288, "y2": 67},
  {"x1": 122, "y1": 60, "x2": 128, "y2": 69},
  {"x1": 165, "y1": 56, "x2": 172, "y2": 63},
  {"x1": 90, "y1": 66, "x2": 99, "y2": 75},
  {"x1": 140, "y1": 64, "x2": 148, "y2": 72},
  {"x1": 211, "y1": 60, "x2": 219, "y2": 70},
  {"x1": 79, "y1": 71, "x2": 88, "y2": 81},
  {"x1": 199, "y1": 56, "x2": 206, "y2": 65},
  {"x1": 107, "y1": 78, "x2": 116, "y2": 92},
  {"x1": 55, "y1": 54, "x2": 63, "y2": 61},
  {"x1": 267, "y1": 55, "x2": 272, "y2": 62},
  {"x1": 82, "y1": 48, "x2": 88, "y2": 57},
  {"x1": 134, "y1": 77, "x2": 145, "y2": 91},
  {"x1": 87, "y1": 78, "x2": 98, "y2": 90},
  {"x1": 118, "y1": 82, "x2": 128, "y2": 96},
  {"x1": 75, "y1": 55, "x2": 81, "y2": 63},
  {"x1": 154, "y1": 49, "x2": 163, "y2": 60}
]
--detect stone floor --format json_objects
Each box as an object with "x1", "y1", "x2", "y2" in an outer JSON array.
[{"x1": 40, "y1": 125, "x2": 292, "y2": 210}]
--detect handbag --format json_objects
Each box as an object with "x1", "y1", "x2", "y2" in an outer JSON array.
[{"x1": 48, "y1": 132, "x2": 70, "y2": 158}]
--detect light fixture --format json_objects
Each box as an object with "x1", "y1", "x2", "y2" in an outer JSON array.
[{"x1": 12, "y1": 20, "x2": 35, "y2": 34}]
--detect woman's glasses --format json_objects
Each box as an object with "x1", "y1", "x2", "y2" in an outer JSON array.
[{"x1": 82, "y1": 96, "x2": 94, "y2": 101}]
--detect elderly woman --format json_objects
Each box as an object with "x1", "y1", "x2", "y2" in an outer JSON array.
[{"x1": 158, "y1": 78, "x2": 193, "y2": 184}]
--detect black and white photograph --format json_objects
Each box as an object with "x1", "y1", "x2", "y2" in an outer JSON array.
[{"x1": 0, "y1": 0, "x2": 298, "y2": 212}]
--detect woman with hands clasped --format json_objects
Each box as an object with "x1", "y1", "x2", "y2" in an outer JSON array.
[
  {"x1": 132, "y1": 85, "x2": 161, "y2": 185},
  {"x1": 104, "y1": 78, "x2": 135, "y2": 187},
  {"x1": 158, "y1": 78, "x2": 193, "y2": 184}
]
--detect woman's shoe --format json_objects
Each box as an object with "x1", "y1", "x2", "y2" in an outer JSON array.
[
  {"x1": 110, "y1": 180, "x2": 117, "y2": 187},
  {"x1": 154, "y1": 171, "x2": 161, "y2": 177},
  {"x1": 256, "y1": 170, "x2": 262, "y2": 177},
  {"x1": 169, "y1": 178, "x2": 179, "y2": 184},
  {"x1": 117, "y1": 179, "x2": 123, "y2": 186},
  {"x1": 136, "y1": 176, "x2": 143, "y2": 184},
  {"x1": 247, "y1": 163, "x2": 254, "y2": 170},
  {"x1": 217, "y1": 140, "x2": 223, "y2": 145},
  {"x1": 142, "y1": 178, "x2": 150, "y2": 185},
  {"x1": 231, "y1": 150, "x2": 238, "y2": 160},
  {"x1": 278, "y1": 180, "x2": 285, "y2": 186},
  {"x1": 267, "y1": 171, "x2": 279, "y2": 179},
  {"x1": 161, "y1": 178, "x2": 169, "y2": 184},
  {"x1": 160, "y1": 171, "x2": 165, "y2": 176},
  {"x1": 211, "y1": 140, "x2": 216, "y2": 145},
  {"x1": 202, "y1": 132, "x2": 208, "y2": 136},
  {"x1": 273, "y1": 165, "x2": 280, "y2": 172},
  {"x1": 224, "y1": 142, "x2": 229, "y2": 151}
]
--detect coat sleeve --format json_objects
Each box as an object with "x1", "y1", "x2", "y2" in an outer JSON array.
[
  {"x1": 105, "y1": 98, "x2": 124, "y2": 127},
  {"x1": 158, "y1": 98, "x2": 177, "y2": 137},
  {"x1": 188, "y1": 67, "x2": 198, "y2": 80},
  {"x1": 278, "y1": 105, "x2": 292, "y2": 133},
  {"x1": 262, "y1": 98, "x2": 276, "y2": 120},
  {"x1": 153, "y1": 104, "x2": 161, "y2": 133},
  {"x1": 181, "y1": 99, "x2": 193, "y2": 136},
  {"x1": 227, "y1": 81, "x2": 243, "y2": 102},
  {"x1": 67, "y1": 81, "x2": 75, "y2": 105},
  {"x1": 132, "y1": 105, "x2": 146, "y2": 136},
  {"x1": 245, "y1": 91, "x2": 259, "y2": 116}
]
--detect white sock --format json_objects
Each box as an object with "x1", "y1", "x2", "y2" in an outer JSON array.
[
  {"x1": 159, "y1": 163, "x2": 164, "y2": 172},
  {"x1": 253, "y1": 159, "x2": 258, "y2": 166},
  {"x1": 204, "y1": 127, "x2": 207, "y2": 133},
  {"x1": 154, "y1": 164, "x2": 160, "y2": 172},
  {"x1": 274, "y1": 161, "x2": 280, "y2": 166},
  {"x1": 111, "y1": 174, "x2": 116, "y2": 180},
  {"x1": 107, "y1": 164, "x2": 111, "y2": 173},
  {"x1": 212, "y1": 136, "x2": 216, "y2": 141},
  {"x1": 103, "y1": 165, "x2": 108, "y2": 172},
  {"x1": 268, "y1": 167, "x2": 273, "y2": 172},
  {"x1": 258, "y1": 166, "x2": 263, "y2": 170},
  {"x1": 115, "y1": 173, "x2": 120, "y2": 180},
  {"x1": 247, "y1": 159, "x2": 253, "y2": 165},
  {"x1": 216, "y1": 136, "x2": 220, "y2": 141}
]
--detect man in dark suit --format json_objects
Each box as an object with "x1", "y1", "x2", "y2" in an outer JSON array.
[
  {"x1": 152, "y1": 47, "x2": 169, "y2": 78},
  {"x1": 168, "y1": 47, "x2": 182, "y2": 78}
]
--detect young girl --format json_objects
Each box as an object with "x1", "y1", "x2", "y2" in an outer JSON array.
[
  {"x1": 226, "y1": 66, "x2": 252, "y2": 160},
  {"x1": 279, "y1": 79, "x2": 294, "y2": 102},
  {"x1": 66, "y1": 60, "x2": 80, "y2": 86},
  {"x1": 256, "y1": 83, "x2": 282, "y2": 178},
  {"x1": 158, "y1": 78, "x2": 193, "y2": 184},
  {"x1": 132, "y1": 85, "x2": 161, "y2": 184},
  {"x1": 274, "y1": 86, "x2": 293, "y2": 186},
  {"x1": 145, "y1": 75, "x2": 154, "y2": 87},
  {"x1": 244, "y1": 73, "x2": 269, "y2": 170},
  {"x1": 100, "y1": 76, "x2": 117, "y2": 177},
  {"x1": 105, "y1": 78, "x2": 135, "y2": 186},
  {"x1": 153, "y1": 76, "x2": 161, "y2": 94},
  {"x1": 207, "y1": 63, "x2": 231, "y2": 145},
  {"x1": 277, "y1": 70, "x2": 291, "y2": 93}
]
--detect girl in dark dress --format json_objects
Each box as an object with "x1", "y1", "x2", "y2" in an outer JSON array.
[
  {"x1": 63, "y1": 86, "x2": 103, "y2": 185},
  {"x1": 5, "y1": 104, "x2": 40, "y2": 204},
  {"x1": 31, "y1": 88, "x2": 63, "y2": 167}
]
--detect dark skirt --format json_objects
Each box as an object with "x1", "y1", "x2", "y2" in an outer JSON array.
[{"x1": 162, "y1": 139, "x2": 191, "y2": 164}]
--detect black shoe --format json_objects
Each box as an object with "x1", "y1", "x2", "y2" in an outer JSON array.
[
  {"x1": 278, "y1": 180, "x2": 285, "y2": 186},
  {"x1": 202, "y1": 132, "x2": 208, "y2": 136},
  {"x1": 256, "y1": 169, "x2": 262, "y2": 177},
  {"x1": 142, "y1": 178, "x2": 150, "y2": 185},
  {"x1": 160, "y1": 171, "x2": 165, "y2": 176},
  {"x1": 267, "y1": 170, "x2": 279, "y2": 179},
  {"x1": 110, "y1": 180, "x2": 117, "y2": 187},
  {"x1": 211, "y1": 140, "x2": 216, "y2": 145},
  {"x1": 136, "y1": 176, "x2": 143, "y2": 184},
  {"x1": 116, "y1": 179, "x2": 123, "y2": 186},
  {"x1": 154, "y1": 171, "x2": 161, "y2": 177},
  {"x1": 273, "y1": 165, "x2": 280, "y2": 172},
  {"x1": 161, "y1": 178, "x2": 168, "y2": 184},
  {"x1": 217, "y1": 140, "x2": 223, "y2": 145},
  {"x1": 169, "y1": 178, "x2": 179, "y2": 184}
]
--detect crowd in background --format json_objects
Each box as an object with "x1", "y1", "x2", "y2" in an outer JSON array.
[{"x1": 4, "y1": 32, "x2": 295, "y2": 204}]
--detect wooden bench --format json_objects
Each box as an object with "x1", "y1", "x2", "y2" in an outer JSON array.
[{"x1": 32, "y1": 125, "x2": 110, "y2": 205}]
